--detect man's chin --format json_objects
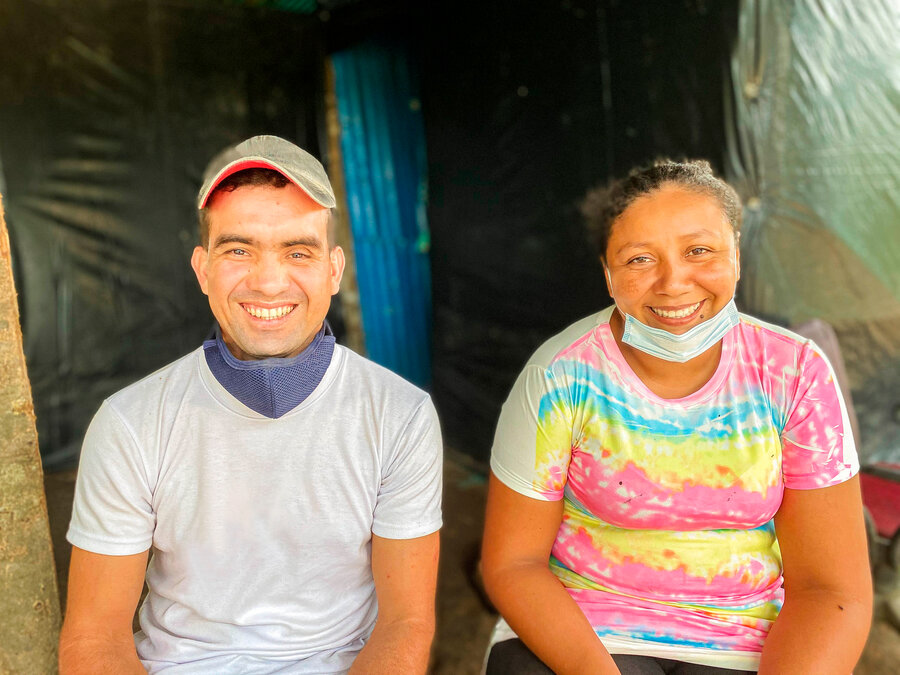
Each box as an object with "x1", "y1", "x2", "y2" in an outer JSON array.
[
  {"x1": 223, "y1": 336, "x2": 304, "y2": 362},
  {"x1": 240, "y1": 345, "x2": 305, "y2": 361}
]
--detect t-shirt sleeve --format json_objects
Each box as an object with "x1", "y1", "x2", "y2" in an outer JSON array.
[
  {"x1": 372, "y1": 397, "x2": 443, "y2": 539},
  {"x1": 781, "y1": 342, "x2": 860, "y2": 490},
  {"x1": 67, "y1": 400, "x2": 156, "y2": 555},
  {"x1": 490, "y1": 363, "x2": 573, "y2": 501}
]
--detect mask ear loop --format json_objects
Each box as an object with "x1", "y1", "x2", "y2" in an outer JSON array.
[
  {"x1": 732, "y1": 230, "x2": 741, "y2": 294},
  {"x1": 604, "y1": 263, "x2": 628, "y2": 323}
]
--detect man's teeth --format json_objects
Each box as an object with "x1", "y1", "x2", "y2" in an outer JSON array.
[
  {"x1": 243, "y1": 305, "x2": 295, "y2": 320},
  {"x1": 652, "y1": 302, "x2": 701, "y2": 319}
]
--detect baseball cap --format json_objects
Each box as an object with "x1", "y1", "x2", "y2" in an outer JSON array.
[{"x1": 197, "y1": 135, "x2": 336, "y2": 210}]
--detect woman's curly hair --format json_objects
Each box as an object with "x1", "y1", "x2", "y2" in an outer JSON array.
[{"x1": 581, "y1": 159, "x2": 742, "y2": 261}]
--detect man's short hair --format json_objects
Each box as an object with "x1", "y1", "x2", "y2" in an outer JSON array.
[{"x1": 198, "y1": 167, "x2": 337, "y2": 249}]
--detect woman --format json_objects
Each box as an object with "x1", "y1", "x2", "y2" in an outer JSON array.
[{"x1": 481, "y1": 160, "x2": 871, "y2": 675}]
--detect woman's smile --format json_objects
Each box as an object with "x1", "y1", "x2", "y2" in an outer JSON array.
[{"x1": 605, "y1": 185, "x2": 739, "y2": 337}]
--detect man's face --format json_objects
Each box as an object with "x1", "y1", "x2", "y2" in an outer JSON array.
[{"x1": 191, "y1": 183, "x2": 344, "y2": 360}]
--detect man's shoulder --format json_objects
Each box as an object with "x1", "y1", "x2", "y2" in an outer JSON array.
[
  {"x1": 106, "y1": 348, "x2": 203, "y2": 411},
  {"x1": 333, "y1": 345, "x2": 431, "y2": 406}
]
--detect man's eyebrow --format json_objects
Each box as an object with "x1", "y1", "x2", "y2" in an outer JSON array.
[
  {"x1": 212, "y1": 234, "x2": 255, "y2": 249},
  {"x1": 282, "y1": 236, "x2": 324, "y2": 249},
  {"x1": 211, "y1": 235, "x2": 325, "y2": 250}
]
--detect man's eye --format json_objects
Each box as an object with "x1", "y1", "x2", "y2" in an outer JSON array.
[
  {"x1": 230, "y1": 248, "x2": 247, "y2": 256},
  {"x1": 687, "y1": 247, "x2": 711, "y2": 256},
  {"x1": 290, "y1": 251, "x2": 308, "y2": 259},
  {"x1": 627, "y1": 255, "x2": 651, "y2": 264}
]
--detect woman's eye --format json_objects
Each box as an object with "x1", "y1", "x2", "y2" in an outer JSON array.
[
  {"x1": 627, "y1": 255, "x2": 651, "y2": 265},
  {"x1": 687, "y1": 247, "x2": 711, "y2": 256}
]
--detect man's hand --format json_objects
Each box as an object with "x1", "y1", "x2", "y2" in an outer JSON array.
[
  {"x1": 349, "y1": 532, "x2": 439, "y2": 675},
  {"x1": 59, "y1": 547, "x2": 149, "y2": 674}
]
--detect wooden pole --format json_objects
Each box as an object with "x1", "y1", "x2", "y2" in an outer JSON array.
[
  {"x1": 324, "y1": 57, "x2": 367, "y2": 356},
  {"x1": 0, "y1": 193, "x2": 61, "y2": 673}
]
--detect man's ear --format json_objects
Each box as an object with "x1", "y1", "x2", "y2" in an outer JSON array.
[
  {"x1": 191, "y1": 246, "x2": 210, "y2": 296},
  {"x1": 329, "y1": 246, "x2": 346, "y2": 296}
]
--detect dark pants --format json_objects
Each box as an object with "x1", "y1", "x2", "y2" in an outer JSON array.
[{"x1": 485, "y1": 639, "x2": 756, "y2": 675}]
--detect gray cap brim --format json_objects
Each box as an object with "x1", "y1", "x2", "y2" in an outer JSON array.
[{"x1": 198, "y1": 135, "x2": 336, "y2": 210}]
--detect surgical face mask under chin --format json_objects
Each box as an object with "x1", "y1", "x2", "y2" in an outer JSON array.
[
  {"x1": 619, "y1": 299, "x2": 739, "y2": 362},
  {"x1": 605, "y1": 262, "x2": 739, "y2": 363}
]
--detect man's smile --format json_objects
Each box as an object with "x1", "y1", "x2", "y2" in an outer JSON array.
[{"x1": 240, "y1": 303, "x2": 297, "y2": 320}]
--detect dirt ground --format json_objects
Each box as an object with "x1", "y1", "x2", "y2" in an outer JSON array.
[{"x1": 44, "y1": 455, "x2": 900, "y2": 674}]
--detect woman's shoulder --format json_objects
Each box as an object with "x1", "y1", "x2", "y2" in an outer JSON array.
[
  {"x1": 526, "y1": 307, "x2": 614, "y2": 369},
  {"x1": 735, "y1": 313, "x2": 841, "y2": 393},
  {"x1": 736, "y1": 313, "x2": 823, "y2": 359}
]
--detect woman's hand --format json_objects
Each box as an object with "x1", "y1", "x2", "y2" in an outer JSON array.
[
  {"x1": 481, "y1": 473, "x2": 621, "y2": 675},
  {"x1": 759, "y1": 475, "x2": 872, "y2": 674}
]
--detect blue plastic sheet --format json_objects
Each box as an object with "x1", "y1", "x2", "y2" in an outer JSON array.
[{"x1": 332, "y1": 41, "x2": 432, "y2": 388}]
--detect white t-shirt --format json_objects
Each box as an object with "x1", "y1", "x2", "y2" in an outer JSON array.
[{"x1": 68, "y1": 345, "x2": 443, "y2": 674}]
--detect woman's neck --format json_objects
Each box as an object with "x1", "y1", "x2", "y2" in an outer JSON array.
[{"x1": 609, "y1": 309, "x2": 723, "y2": 400}]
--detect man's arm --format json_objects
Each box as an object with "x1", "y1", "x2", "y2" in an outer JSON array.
[
  {"x1": 758, "y1": 476, "x2": 872, "y2": 674},
  {"x1": 349, "y1": 531, "x2": 439, "y2": 675},
  {"x1": 59, "y1": 546, "x2": 149, "y2": 675}
]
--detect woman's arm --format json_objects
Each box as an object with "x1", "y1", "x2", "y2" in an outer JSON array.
[
  {"x1": 481, "y1": 473, "x2": 620, "y2": 675},
  {"x1": 759, "y1": 475, "x2": 872, "y2": 674}
]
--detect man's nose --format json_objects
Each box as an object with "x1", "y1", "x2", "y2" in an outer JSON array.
[{"x1": 247, "y1": 259, "x2": 290, "y2": 295}]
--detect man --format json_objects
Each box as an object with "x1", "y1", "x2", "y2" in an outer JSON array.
[{"x1": 59, "y1": 135, "x2": 443, "y2": 674}]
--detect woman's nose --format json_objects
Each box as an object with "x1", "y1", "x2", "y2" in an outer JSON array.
[{"x1": 654, "y1": 258, "x2": 692, "y2": 294}]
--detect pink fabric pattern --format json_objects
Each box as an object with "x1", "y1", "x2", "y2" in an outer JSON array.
[{"x1": 491, "y1": 310, "x2": 858, "y2": 664}]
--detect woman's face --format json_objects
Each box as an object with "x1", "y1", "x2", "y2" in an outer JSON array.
[{"x1": 604, "y1": 184, "x2": 739, "y2": 335}]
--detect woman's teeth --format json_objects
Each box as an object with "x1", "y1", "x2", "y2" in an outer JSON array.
[
  {"x1": 243, "y1": 305, "x2": 295, "y2": 320},
  {"x1": 651, "y1": 302, "x2": 701, "y2": 319}
]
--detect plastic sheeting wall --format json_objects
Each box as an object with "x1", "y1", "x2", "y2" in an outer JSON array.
[
  {"x1": 420, "y1": 0, "x2": 739, "y2": 462},
  {"x1": 332, "y1": 42, "x2": 432, "y2": 388},
  {"x1": 0, "y1": 1, "x2": 327, "y2": 469},
  {"x1": 727, "y1": 0, "x2": 900, "y2": 462}
]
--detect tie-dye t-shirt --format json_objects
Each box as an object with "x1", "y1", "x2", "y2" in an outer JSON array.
[{"x1": 490, "y1": 307, "x2": 858, "y2": 670}]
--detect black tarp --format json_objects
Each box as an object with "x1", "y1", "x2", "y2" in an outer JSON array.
[
  {"x1": 0, "y1": 0, "x2": 741, "y2": 468},
  {"x1": 4, "y1": 0, "x2": 897, "y2": 471},
  {"x1": 0, "y1": 0, "x2": 328, "y2": 469},
  {"x1": 420, "y1": 0, "x2": 739, "y2": 463}
]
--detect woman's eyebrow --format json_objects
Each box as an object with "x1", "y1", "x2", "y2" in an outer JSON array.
[
  {"x1": 615, "y1": 241, "x2": 650, "y2": 255},
  {"x1": 678, "y1": 228, "x2": 725, "y2": 240}
]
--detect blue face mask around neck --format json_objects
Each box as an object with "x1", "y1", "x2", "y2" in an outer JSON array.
[
  {"x1": 202, "y1": 323, "x2": 336, "y2": 418},
  {"x1": 619, "y1": 298, "x2": 739, "y2": 363}
]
